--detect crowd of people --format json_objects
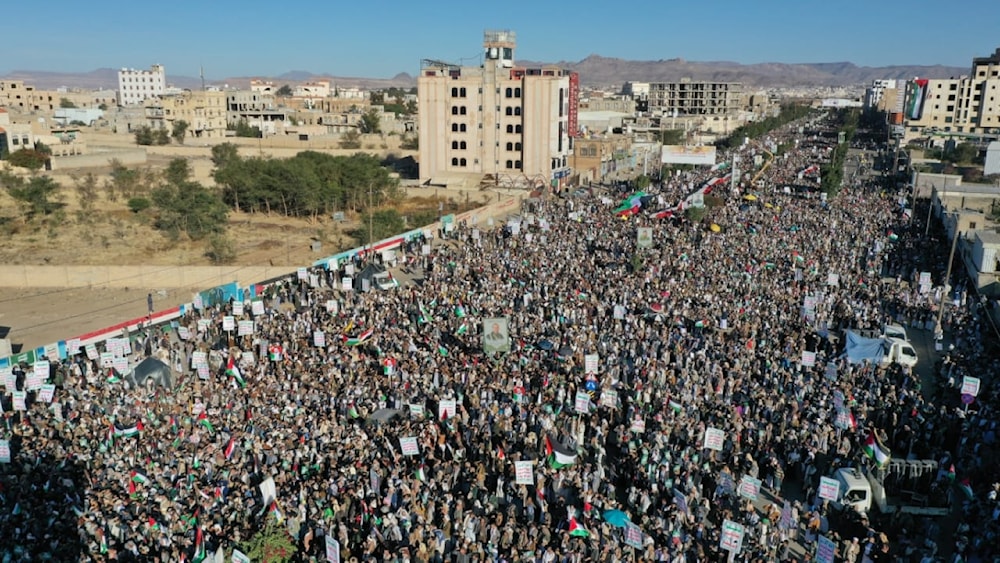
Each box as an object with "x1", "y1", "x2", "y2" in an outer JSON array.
[{"x1": 1, "y1": 113, "x2": 998, "y2": 563}]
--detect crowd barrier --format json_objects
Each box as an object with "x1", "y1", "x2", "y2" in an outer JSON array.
[{"x1": 0, "y1": 195, "x2": 523, "y2": 369}]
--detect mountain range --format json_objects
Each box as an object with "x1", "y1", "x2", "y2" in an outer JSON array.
[{"x1": 0, "y1": 56, "x2": 970, "y2": 91}]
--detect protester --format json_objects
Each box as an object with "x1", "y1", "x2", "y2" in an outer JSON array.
[{"x1": 1, "y1": 113, "x2": 997, "y2": 563}]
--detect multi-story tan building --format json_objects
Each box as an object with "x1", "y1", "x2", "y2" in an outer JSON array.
[
  {"x1": 418, "y1": 30, "x2": 577, "y2": 189},
  {"x1": 118, "y1": 65, "x2": 166, "y2": 107},
  {"x1": 570, "y1": 135, "x2": 632, "y2": 184},
  {"x1": 144, "y1": 91, "x2": 228, "y2": 139},
  {"x1": 903, "y1": 47, "x2": 1000, "y2": 141},
  {"x1": 647, "y1": 79, "x2": 744, "y2": 116}
]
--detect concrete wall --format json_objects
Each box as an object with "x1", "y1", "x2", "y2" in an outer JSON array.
[
  {"x1": 50, "y1": 148, "x2": 147, "y2": 170},
  {"x1": 0, "y1": 265, "x2": 290, "y2": 289}
]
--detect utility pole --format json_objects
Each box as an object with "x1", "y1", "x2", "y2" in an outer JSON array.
[
  {"x1": 368, "y1": 181, "x2": 374, "y2": 262},
  {"x1": 925, "y1": 183, "x2": 938, "y2": 237}
]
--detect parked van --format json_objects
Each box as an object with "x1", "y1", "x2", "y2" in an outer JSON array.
[
  {"x1": 880, "y1": 337, "x2": 918, "y2": 368},
  {"x1": 882, "y1": 323, "x2": 909, "y2": 342}
]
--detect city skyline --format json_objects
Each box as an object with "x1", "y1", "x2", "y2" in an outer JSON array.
[{"x1": 2, "y1": 0, "x2": 999, "y2": 80}]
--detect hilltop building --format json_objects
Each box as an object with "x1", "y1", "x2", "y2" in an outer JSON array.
[{"x1": 118, "y1": 65, "x2": 166, "y2": 107}]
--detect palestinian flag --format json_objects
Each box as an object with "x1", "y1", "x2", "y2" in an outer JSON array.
[
  {"x1": 99, "y1": 529, "x2": 108, "y2": 554},
  {"x1": 345, "y1": 328, "x2": 373, "y2": 346},
  {"x1": 454, "y1": 305, "x2": 466, "y2": 318},
  {"x1": 862, "y1": 430, "x2": 891, "y2": 468},
  {"x1": 224, "y1": 436, "x2": 237, "y2": 460},
  {"x1": 197, "y1": 412, "x2": 215, "y2": 434},
  {"x1": 415, "y1": 465, "x2": 427, "y2": 482},
  {"x1": 114, "y1": 423, "x2": 142, "y2": 438},
  {"x1": 226, "y1": 356, "x2": 245, "y2": 388},
  {"x1": 958, "y1": 478, "x2": 974, "y2": 501},
  {"x1": 438, "y1": 345, "x2": 449, "y2": 357},
  {"x1": 147, "y1": 517, "x2": 159, "y2": 531},
  {"x1": 545, "y1": 435, "x2": 577, "y2": 469},
  {"x1": 888, "y1": 231, "x2": 899, "y2": 241},
  {"x1": 192, "y1": 525, "x2": 207, "y2": 563},
  {"x1": 383, "y1": 358, "x2": 397, "y2": 376},
  {"x1": 946, "y1": 464, "x2": 956, "y2": 481},
  {"x1": 419, "y1": 304, "x2": 432, "y2": 324},
  {"x1": 131, "y1": 470, "x2": 149, "y2": 484},
  {"x1": 668, "y1": 399, "x2": 682, "y2": 413},
  {"x1": 269, "y1": 501, "x2": 284, "y2": 524},
  {"x1": 106, "y1": 369, "x2": 120, "y2": 384},
  {"x1": 568, "y1": 516, "x2": 590, "y2": 537},
  {"x1": 348, "y1": 404, "x2": 360, "y2": 419},
  {"x1": 455, "y1": 323, "x2": 468, "y2": 336}
]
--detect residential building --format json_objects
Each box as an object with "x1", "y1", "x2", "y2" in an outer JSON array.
[
  {"x1": 144, "y1": 91, "x2": 227, "y2": 139},
  {"x1": 418, "y1": 30, "x2": 577, "y2": 189},
  {"x1": 647, "y1": 79, "x2": 744, "y2": 117},
  {"x1": 570, "y1": 134, "x2": 631, "y2": 184},
  {"x1": 903, "y1": 47, "x2": 1000, "y2": 141},
  {"x1": 118, "y1": 65, "x2": 166, "y2": 106},
  {"x1": 0, "y1": 109, "x2": 35, "y2": 159},
  {"x1": 293, "y1": 81, "x2": 331, "y2": 98},
  {"x1": 226, "y1": 91, "x2": 286, "y2": 134},
  {"x1": 579, "y1": 94, "x2": 635, "y2": 114},
  {"x1": 54, "y1": 108, "x2": 104, "y2": 126}
]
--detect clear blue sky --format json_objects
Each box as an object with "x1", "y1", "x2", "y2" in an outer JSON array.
[{"x1": 3, "y1": 0, "x2": 998, "y2": 79}]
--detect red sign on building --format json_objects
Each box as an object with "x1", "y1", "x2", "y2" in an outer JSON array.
[{"x1": 568, "y1": 72, "x2": 580, "y2": 138}]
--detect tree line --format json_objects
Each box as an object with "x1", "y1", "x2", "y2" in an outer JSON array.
[{"x1": 716, "y1": 104, "x2": 816, "y2": 149}]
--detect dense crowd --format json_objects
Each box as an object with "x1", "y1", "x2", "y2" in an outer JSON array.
[{"x1": 1, "y1": 115, "x2": 998, "y2": 563}]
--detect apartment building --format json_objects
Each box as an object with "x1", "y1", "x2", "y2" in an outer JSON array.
[
  {"x1": 118, "y1": 65, "x2": 166, "y2": 106},
  {"x1": 418, "y1": 30, "x2": 576, "y2": 189},
  {"x1": 903, "y1": 48, "x2": 1000, "y2": 141},
  {"x1": 647, "y1": 79, "x2": 744, "y2": 116},
  {"x1": 144, "y1": 90, "x2": 227, "y2": 139},
  {"x1": 293, "y1": 81, "x2": 331, "y2": 98}
]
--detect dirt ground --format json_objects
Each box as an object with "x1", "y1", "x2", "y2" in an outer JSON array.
[{"x1": 0, "y1": 132, "x2": 507, "y2": 351}]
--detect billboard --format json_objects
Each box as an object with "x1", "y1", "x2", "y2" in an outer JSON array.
[
  {"x1": 661, "y1": 145, "x2": 717, "y2": 166},
  {"x1": 568, "y1": 72, "x2": 580, "y2": 138},
  {"x1": 906, "y1": 79, "x2": 929, "y2": 120}
]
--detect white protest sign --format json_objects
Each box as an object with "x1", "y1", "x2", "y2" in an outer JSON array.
[
  {"x1": 313, "y1": 331, "x2": 326, "y2": 347},
  {"x1": 584, "y1": 354, "x2": 599, "y2": 374},
  {"x1": 252, "y1": 300, "x2": 265, "y2": 316},
  {"x1": 297, "y1": 267, "x2": 308, "y2": 280},
  {"x1": 0, "y1": 367, "x2": 14, "y2": 392},
  {"x1": 818, "y1": 476, "x2": 840, "y2": 502},
  {"x1": 703, "y1": 427, "x2": 726, "y2": 451},
  {"x1": 197, "y1": 319, "x2": 211, "y2": 332},
  {"x1": 326, "y1": 300, "x2": 338, "y2": 314},
  {"x1": 100, "y1": 352, "x2": 114, "y2": 368},
  {"x1": 197, "y1": 365, "x2": 210, "y2": 380},
  {"x1": 65, "y1": 338, "x2": 81, "y2": 355},
  {"x1": 238, "y1": 320, "x2": 255, "y2": 337},
  {"x1": 409, "y1": 403, "x2": 425, "y2": 419},
  {"x1": 25, "y1": 371, "x2": 44, "y2": 392},
  {"x1": 192, "y1": 402, "x2": 205, "y2": 416},
  {"x1": 342, "y1": 277, "x2": 353, "y2": 291},
  {"x1": 574, "y1": 391, "x2": 590, "y2": 414},
  {"x1": 38, "y1": 384, "x2": 56, "y2": 403},
  {"x1": 85, "y1": 344, "x2": 99, "y2": 360},
  {"x1": 600, "y1": 389, "x2": 618, "y2": 409},
  {"x1": 630, "y1": 416, "x2": 646, "y2": 433},
  {"x1": 826, "y1": 273, "x2": 839, "y2": 286},
  {"x1": 0, "y1": 440, "x2": 10, "y2": 463},
  {"x1": 191, "y1": 351, "x2": 208, "y2": 369},
  {"x1": 241, "y1": 351, "x2": 255, "y2": 365},
  {"x1": 738, "y1": 475, "x2": 761, "y2": 500},
  {"x1": 344, "y1": 264, "x2": 355, "y2": 276},
  {"x1": 232, "y1": 301, "x2": 244, "y2": 316},
  {"x1": 919, "y1": 272, "x2": 932, "y2": 285},
  {"x1": 325, "y1": 536, "x2": 341, "y2": 563},
  {"x1": 399, "y1": 437, "x2": 420, "y2": 456},
  {"x1": 13, "y1": 391, "x2": 26, "y2": 411},
  {"x1": 178, "y1": 326, "x2": 191, "y2": 340},
  {"x1": 801, "y1": 350, "x2": 816, "y2": 367},
  {"x1": 259, "y1": 477, "x2": 277, "y2": 505},
  {"x1": 222, "y1": 316, "x2": 236, "y2": 332},
  {"x1": 232, "y1": 549, "x2": 252, "y2": 563},
  {"x1": 719, "y1": 519, "x2": 745, "y2": 553},
  {"x1": 112, "y1": 356, "x2": 129, "y2": 376},
  {"x1": 961, "y1": 376, "x2": 981, "y2": 397},
  {"x1": 438, "y1": 399, "x2": 457, "y2": 421},
  {"x1": 514, "y1": 460, "x2": 534, "y2": 485}
]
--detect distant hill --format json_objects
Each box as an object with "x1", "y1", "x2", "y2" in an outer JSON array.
[
  {"x1": 514, "y1": 55, "x2": 968, "y2": 88},
  {"x1": 1, "y1": 57, "x2": 968, "y2": 91}
]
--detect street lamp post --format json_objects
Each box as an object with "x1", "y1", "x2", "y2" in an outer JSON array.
[{"x1": 936, "y1": 210, "x2": 961, "y2": 335}]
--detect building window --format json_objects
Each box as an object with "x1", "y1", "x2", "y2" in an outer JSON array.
[
  {"x1": 515, "y1": 142, "x2": 522, "y2": 151},
  {"x1": 460, "y1": 87, "x2": 467, "y2": 97},
  {"x1": 459, "y1": 106, "x2": 467, "y2": 115},
  {"x1": 515, "y1": 125, "x2": 522, "y2": 133},
  {"x1": 459, "y1": 158, "x2": 467, "y2": 166},
  {"x1": 505, "y1": 107, "x2": 513, "y2": 116},
  {"x1": 451, "y1": 87, "x2": 459, "y2": 97},
  {"x1": 514, "y1": 107, "x2": 521, "y2": 116},
  {"x1": 452, "y1": 141, "x2": 459, "y2": 149},
  {"x1": 12, "y1": 137, "x2": 18, "y2": 145},
  {"x1": 451, "y1": 157, "x2": 459, "y2": 166},
  {"x1": 451, "y1": 123, "x2": 459, "y2": 132},
  {"x1": 514, "y1": 160, "x2": 521, "y2": 169},
  {"x1": 514, "y1": 87, "x2": 521, "y2": 98},
  {"x1": 451, "y1": 106, "x2": 459, "y2": 115},
  {"x1": 969, "y1": 222, "x2": 977, "y2": 229},
  {"x1": 506, "y1": 124, "x2": 514, "y2": 133},
  {"x1": 505, "y1": 87, "x2": 513, "y2": 98},
  {"x1": 506, "y1": 160, "x2": 513, "y2": 169},
  {"x1": 506, "y1": 142, "x2": 513, "y2": 151},
  {"x1": 459, "y1": 124, "x2": 467, "y2": 132},
  {"x1": 460, "y1": 141, "x2": 467, "y2": 149}
]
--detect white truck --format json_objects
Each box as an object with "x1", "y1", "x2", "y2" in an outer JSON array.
[
  {"x1": 828, "y1": 463, "x2": 949, "y2": 517},
  {"x1": 879, "y1": 337, "x2": 918, "y2": 369}
]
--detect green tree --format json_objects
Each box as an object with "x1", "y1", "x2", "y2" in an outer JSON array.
[
  {"x1": 127, "y1": 197, "x2": 151, "y2": 213},
  {"x1": 658, "y1": 129, "x2": 684, "y2": 145},
  {"x1": 154, "y1": 128, "x2": 170, "y2": 145},
  {"x1": 360, "y1": 109, "x2": 381, "y2": 134},
  {"x1": 106, "y1": 160, "x2": 143, "y2": 199},
  {"x1": 634, "y1": 175, "x2": 651, "y2": 189},
  {"x1": 211, "y1": 143, "x2": 241, "y2": 168},
  {"x1": 946, "y1": 142, "x2": 979, "y2": 164},
  {"x1": 7, "y1": 148, "x2": 49, "y2": 171},
  {"x1": 8, "y1": 175, "x2": 62, "y2": 218},
  {"x1": 204, "y1": 234, "x2": 237, "y2": 264},
  {"x1": 98, "y1": 103, "x2": 108, "y2": 111},
  {"x1": 72, "y1": 172, "x2": 99, "y2": 211},
  {"x1": 59, "y1": 98, "x2": 77, "y2": 109},
  {"x1": 276, "y1": 84, "x2": 293, "y2": 97},
  {"x1": 400, "y1": 134, "x2": 419, "y2": 151},
  {"x1": 134, "y1": 126, "x2": 155, "y2": 146},
  {"x1": 230, "y1": 120, "x2": 262, "y2": 138},
  {"x1": 151, "y1": 175, "x2": 229, "y2": 240},
  {"x1": 164, "y1": 158, "x2": 192, "y2": 186},
  {"x1": 340, "y1": 130, "x2": 361, "y2": 149},
  {"x1": 354, "y1": 208, "x2": 406, "y2": 244},
  {"x1": 171, "y1": 120, "x2": 189, "y2": 145},
  {"x1": 240, "y1": 518, "x2": 297, "y2": 563}
]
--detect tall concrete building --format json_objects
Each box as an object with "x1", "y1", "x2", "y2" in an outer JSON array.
[
  {"x1": 118, "y1": 64, "x2": 166, "y2": 107},
  {"x1": 903, "y1": 47, "x2": 1000, "y2": 141},
  {"x1": 418, "y1": 30, "x2": 577, "y2": 189},
  {"x1": 647, "y1": 79, "x2": 744, "y2": 116}
]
